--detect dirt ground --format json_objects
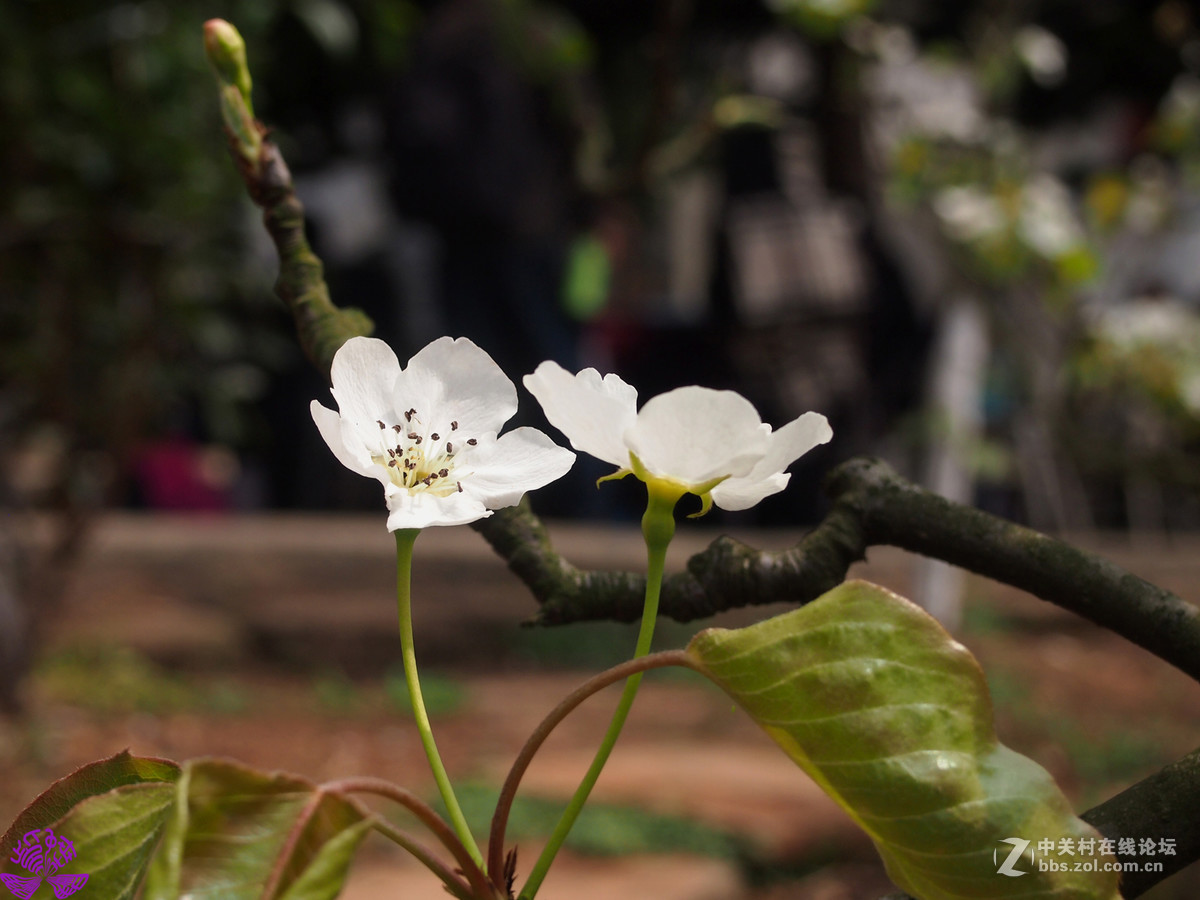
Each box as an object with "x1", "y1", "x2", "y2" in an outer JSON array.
[{"x1": 2, "y1": 514, "x2": 1199, "y2": 899}]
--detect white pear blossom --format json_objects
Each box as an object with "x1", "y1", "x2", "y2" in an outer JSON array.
[
  {"x1": 1017, "y1": 175, "x2": 1086, "y2": 259},
  {"x1": 312, "y1": 336, "x2": 575, "y2": 530},
  {"x1": 524, "y1": 362, "x2": 832, "y2": 512},
  {"x1": 1014, "y1": 25, "x2": 1067, "y2": 87},
  {"x1": 933, "y1": 185, "x2": 1006, "y2": 243}
]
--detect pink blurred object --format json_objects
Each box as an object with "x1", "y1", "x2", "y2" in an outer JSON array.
[{"x1": 134, "y1": 438, "x2": 238, "y2": 511}]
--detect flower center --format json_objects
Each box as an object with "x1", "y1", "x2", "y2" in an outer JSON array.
[{"x1": 371, "y1": 410, "x2": 478, "y2": 497}]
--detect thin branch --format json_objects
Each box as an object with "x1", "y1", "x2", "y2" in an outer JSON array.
[
  {"x1": 1081, "y1": 745, "x2": 1200, "y2": 898},
  {"x1": 477, "y1": 459, "x2": 1200, "y2": 686},
  {"x1": 205, "y1": 20, "x2": 371, "y2": 382},
  {"x1": 470, "y1": 496, "x2": 863, "y2": 626},
  {"x1": 826, "y1": 457, "x2": 1200, "y2": 684},
  {"x1": 247, "y1": 139, "x2": 373, "y2": 380},
  {"x1": 487, "y1": 651, "x2": 694, "y2": 885}
]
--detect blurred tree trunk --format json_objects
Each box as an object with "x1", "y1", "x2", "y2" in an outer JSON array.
[
  {"x1": 1002, "y1": 283, "x2": 1094, "y2": 532},
  {"x1": 0, "y1": 531, "x2": 29, "y2": 714},
  {"x1": 0, "y1": 496, "x2": 89, "y2": 714},
  {"x1": 913, "y1": 297, "x2": 989, "y2": 631}
]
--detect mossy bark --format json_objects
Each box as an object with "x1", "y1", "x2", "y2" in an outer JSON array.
[{"x1": 222, "y1": 128, "x2": 372, "y2": 381}]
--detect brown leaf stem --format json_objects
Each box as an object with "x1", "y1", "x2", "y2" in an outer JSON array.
[
  {"x1": 486, "y1": 650, "x2": 694, "y2": 885},
  {"x1": 322, "y1": 776, "x2": 498, "y2": 899}
]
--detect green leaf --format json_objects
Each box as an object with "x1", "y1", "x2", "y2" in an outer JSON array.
[
  {"x1": 277, "y1": 818, "x2": 374, "y2": 900},
  {"x1": 0, "y1": 751, "x2": 181, "y2": 900},
  {"x1": 684, "y1": 580, "x2": 1121, "y2": 900},
  {"x1": 142, "y1": 758, "x2": 371, "y2": 900}
]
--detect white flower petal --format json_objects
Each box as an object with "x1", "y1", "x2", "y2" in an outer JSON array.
[
  {"x1": 711, "y1": 411, "x2": 832, "y2": 510},
  {"x1": 311, "y1": 400, "x2": 383, "y2": 482},
  {"x1": 384, "y1": 485, "x2": 492, "y2": 530},
  {"x1": 710, "y1": 472, "x2": 792, "y2": 511},
  {"x1": 625, "y1": 386, "x2": 770, "y2": 485},
  {"x1": 524, "y1": 362, "x2": 638, "y2": 469},
  {"x1": 401, "y1": 336, "x2": 517, "y2": 435},
  {"x1": 465, "y1": 427, "x2": 577, "y2": 509},
  {"x1": 328, "y1": 337, "x2": 403, "y2": 430}
]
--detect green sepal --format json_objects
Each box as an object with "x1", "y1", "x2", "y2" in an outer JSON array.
[
  {"x1": 596, "y1": 467, "x2": 632, "y2": 488},
  {"x1": 686, "y1": 491, "x2": 715, "y2": 519},
  {"x1": 628, "y1": 452, "x2": 728, "y2": 512}
]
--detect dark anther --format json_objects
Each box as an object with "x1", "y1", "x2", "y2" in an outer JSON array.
[
  {"x1": 467, "y1": 438, "x2": 477, "y2": 446},
  {"x1": 377, "y1": 420, "x2": 385, "y2": 429},
  {"x1": 446, "y1": 442, "x2": 453, "y2": 454},
  {"x1": 451, "y1": 421, "x2": 458, "y2": 431},
  {"x1": 439, "y1": 468, "x2": 449, "y2": 478},
  {"x1": 431, "y1": 433, "x2": 440, "y2": 441},
  {"x1": 393, "y1": 424, "x2": 403, "y2": 433}
]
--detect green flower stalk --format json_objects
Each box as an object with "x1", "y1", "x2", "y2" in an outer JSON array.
[
  {"x1": 517, "y1": 477, "x2": 682, "y2": 898},
  {"x1": 395, "y1": 528, "x2": 482, "y2": 867},
  {"x1": 518, "y1": 362, "x2": 832, "y2": 897},
  {"x1": 310, "y1": 336, "x2": 576, "y2": 870}
]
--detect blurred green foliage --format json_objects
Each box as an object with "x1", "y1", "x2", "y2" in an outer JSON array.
[
  {"x1": 443, "y1": 782, "x2": 746, "y2": 860},
  {"x1": 35, "y1": 644, "x2": 250, "y2": 714},
  {"x1": 0, "y1": 2, "x2": 297, "y2": 507}
]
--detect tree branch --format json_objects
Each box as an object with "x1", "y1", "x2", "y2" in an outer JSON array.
[
  {"x1": 204, "y1": 20, "x2": 371, "y2": 382},
  {"x1": 205, "y1": 25, "x2": 1199, "y2": 895},
  {"x1": 829, "y1": 459, "x2": 1200, "y2": 682},
  {"x1": 250, "y1": 140, "x2": 373, "y2": 379},
  {"x1": 471, "y1": 496, "x2": 866, "y2": 625},
  {"x1": 476, "y1": 459, "x2": 1200, "y2": 686},
  {"x1": 1082, "y1": 745, "x2": 1200, "y2": 898}
]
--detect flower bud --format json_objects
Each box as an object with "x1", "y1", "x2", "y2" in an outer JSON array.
[
  {"x1": 204, "y1": 19, "x2": 253, "y2": 109},
  {"x1": 203, "y1": 19, "x2": 261, "y2": 164}
]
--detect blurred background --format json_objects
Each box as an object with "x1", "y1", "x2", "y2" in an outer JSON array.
[{"x1": 3, "y1": 0, "x2": 1200, "y2": 897}]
